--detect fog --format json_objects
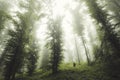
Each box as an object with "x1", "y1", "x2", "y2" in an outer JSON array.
[
  {"x1": 34, "y1": 0, "x2": 100, "y2": 65},
  {"x1": 0, "y1": 0, "x2": 100, "y2": 66}
]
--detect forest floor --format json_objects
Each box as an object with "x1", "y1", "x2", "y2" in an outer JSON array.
[{"x1": 15, "y1": 63, "x2": 114, "y2": 80}]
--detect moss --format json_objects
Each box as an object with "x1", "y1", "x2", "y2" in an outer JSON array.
[{"x1": 14, "y1": 63, "x2": 112, "y2": 80}]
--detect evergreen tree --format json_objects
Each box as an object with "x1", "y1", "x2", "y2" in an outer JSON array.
[
  {"x1": 71, "y1": 5, "x2": 90, "y2": 65},
  {"x1": 46, "y1": 17, "x2": 63, "y2": 74},
  {"x1": 2, "y1": 0, "x2": 40, "y2": 78},
  {"x1": 85, "y1": 0, "x2": 120, "y2": 77},
  {"x1": 18, "y1": 0, "x2": 40, "y2": 75},
  {"x1": 0, "y1": 1, "x2": 11, "y2": 63},
  {"x1": 26, "y1": 41, "x2": 39, "y2": 76},
  {"x1": 3, "y1": 20, "x2": 25, "y2": 80},
  {"x1": 105, "y1": 0, "x2": 120, "y2": 36},
  {"x1": 85, "y1": 0, "x2": 120, "y2": 51}
]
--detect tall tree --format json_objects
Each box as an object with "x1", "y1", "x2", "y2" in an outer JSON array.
[
  {"x1": 85, "y1": 0, "x2": 120, "y2": 77},
  {"x1": 74, "y1": 35, "x2": 80, "y2": 64},
  {"x1": 3, "y1": 20, "x2": 26, "y2": 80},
  {"x1": 85, "y1": 0, "x2": 120, "y2": 51},
  {"x1": 46, "y1": 17, "x2": 63, "y2": 74},
  {"x1": 71, "y1": 5, "x2": 91, "y2": 65},
  {"x1": 26, "y1": 41, "x2": 39, "y2": 76},
  {"x1": 2, "y1": 0, "x2": 40, "y2": 79},
  {"x1": 0, "y1": 1, "x2": 11, "y2": 64},
  {"x1": 18, "y1": 0, "x2": 40, "y2": 75},
  {"x1": 105, "y1": 0, "x2": 120, "y2": 36}
]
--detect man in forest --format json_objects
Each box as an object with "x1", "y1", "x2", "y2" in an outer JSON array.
[{"x1": 73, "y1": 62, "x2": 76, "y2": 67}]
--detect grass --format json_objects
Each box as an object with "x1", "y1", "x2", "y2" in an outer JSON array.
[
  {"x1": 14, "y1": 63, "x2": 112, "y2": 80},
  {"x1": 0, "y1": 63, "x2": 115, "y2": 80}
]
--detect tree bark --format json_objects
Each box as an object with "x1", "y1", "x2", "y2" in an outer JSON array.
[{"x1": 81, "y1": 36, "x2": 90, "y2": 65}]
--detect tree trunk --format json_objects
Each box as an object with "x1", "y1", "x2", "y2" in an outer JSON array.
[
  {"x1": 11, "y1": 72, "x2": 16, "y2": 80},
  {"x1": 74, "y1": 36, "x2": 80, "y2": 65},
  {"x1": 81, "y1": 36, "x2": 90, "y2": 65}
]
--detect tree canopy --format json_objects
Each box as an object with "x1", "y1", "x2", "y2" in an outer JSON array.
[{"x1": 0, "y1": 0, "x2": 120, "y2": 80}]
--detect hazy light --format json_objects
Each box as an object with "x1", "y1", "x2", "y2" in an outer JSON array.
[{"x1": 35, "y1": 0, "x2": 99, "y2": 63}]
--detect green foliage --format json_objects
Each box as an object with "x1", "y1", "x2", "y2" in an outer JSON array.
[
  {"x1": 46, "y1": 17, "x2": 63, "y2": 74},
  {"x1": 15, "y1": 63, "x2": 113, "y2": 80},
  {"x1": 26, "y1": 42, "x2": 39, "y2": 76},
  {"x1": 85, "y1": 0, "x2": 120, "y2": 50},
  {"x1": 0, "y1": 1, "x2": 11, "y2": 31},
  {"x1": 1, "y1": 0, "x2": 40, "y2": 79},
  {"x1": 16, "y1": 0, "x2": 40, "y2": 76},
  {"x1": 40, "y1": 48, "x2": 50, "y2": 70},
  {"x1": 0, "y1": 0, "x2": 120, "y2": 80},
  {"x1": 71, "y1": 3, "x2": 91, "y2": 65},
  {"x1": 3, "y1": 24, "x2": 25, "y2": 80},
  {"x1": 85, "y1": 0, "x2": 120, "y2": 78}
]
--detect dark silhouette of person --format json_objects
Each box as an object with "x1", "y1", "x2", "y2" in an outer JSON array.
[{"x1": 73, "y1": 62, "x2": 76, "y2": 67}]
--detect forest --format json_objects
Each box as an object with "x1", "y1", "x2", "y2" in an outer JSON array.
[{"x1": 0, "y1": 0, "x2": 120, "y2": 80}]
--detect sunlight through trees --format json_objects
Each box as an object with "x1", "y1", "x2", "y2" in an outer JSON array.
[{"x1": 0, "y1": 0, "x2": 120, "y2": 80}]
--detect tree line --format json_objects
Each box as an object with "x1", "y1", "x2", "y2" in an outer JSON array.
[{"x1": 0, "y1": 0, "x2": 120, "y2": 80}]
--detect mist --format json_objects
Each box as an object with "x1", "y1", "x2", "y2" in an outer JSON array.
[{"x1": 0, "y1": 0, "x2": 120, "y2": 80}]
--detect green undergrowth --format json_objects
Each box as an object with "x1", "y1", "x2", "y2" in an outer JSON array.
[{"x1": 15, "y1": 63, "x2": 112, "y2": 80}]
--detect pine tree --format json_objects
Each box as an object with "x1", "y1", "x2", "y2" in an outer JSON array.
[
  {"x1": 27, "y1": 41, "x2": 39, "y2": 76},
  {"x1": 0, "y1": 1, "x2": 11, "y2": 63},
  {"x1": 85, "y1": 0, "x2": 120, "y2": 77},
  {"x1": 46, "y1": 17, "x2": 63, "y2": 74},
  {"x1": 85, "y1": 0, "x2": 120, "y2": 51},
  {"x1": 71, "y1": 5, "x2": 90, "y2": 65},
  {"x1": 2, "y1": 0, "x2": 39, "y2": 78},
  {"x1": 21, "y1": 0, "x2": 40, "y2": 75},
  {"x1": 3, "y1": 21, "x2": 25, "y2": 80}
]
